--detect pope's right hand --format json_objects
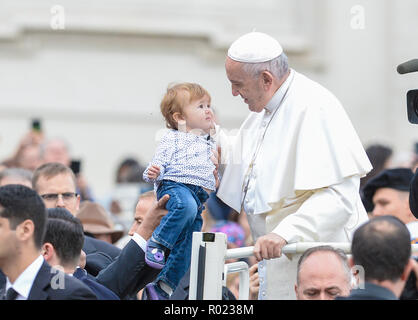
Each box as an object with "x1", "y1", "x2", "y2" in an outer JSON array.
[{"x1": 253, "y1": 233, "x2": 287, "y2": 262}]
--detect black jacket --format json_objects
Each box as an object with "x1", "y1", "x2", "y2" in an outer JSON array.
[
  {"x1": 336, "y1": 282, "x2": 398, "y2": 300},
  {"x1": 96, "y1": 239, "x2": 160, "y2": 299},
  {"x1": 0, "y1": 261, "x2": 97, "y2": 300},
  {"x1": 73, "y1": 267, "x2": 119, "y2": 300},
  {"x1": 83, "y1": 235, "x2": 121, "y2": 276}
]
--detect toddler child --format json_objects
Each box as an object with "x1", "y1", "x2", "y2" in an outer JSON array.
[{"x1": 142, "y1": 82, "x2": 218, "y2": 299}]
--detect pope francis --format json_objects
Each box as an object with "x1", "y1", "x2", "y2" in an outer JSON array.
[{"x1": 215, "y1": 32, "x2": 372, "y2": 299}]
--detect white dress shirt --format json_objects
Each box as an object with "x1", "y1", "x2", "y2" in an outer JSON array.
[
  {"x1": 130, "y1": 232, "x2": 147, "y2": 252},
  {"x1": 5, "y1": 255, "x2": 44, "y2": 300},
  {"x1": 408, "y1": 221, "x2": 418, "y2": 258},
  {"x1": 407, "y1": 221, "x2": 418, "y2": 243}
]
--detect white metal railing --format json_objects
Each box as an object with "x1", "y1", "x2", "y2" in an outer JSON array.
[
  {"x1": 223, "y1": 261, "x2": 249, "y2": 300},
  {"x1": 225, "y1": 242, "x2": 353, "y2": 260},
  {"x1": 189, "y1": 231, "x2": 418, "y2": 300}
]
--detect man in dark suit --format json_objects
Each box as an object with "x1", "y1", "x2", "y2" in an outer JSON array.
[
  {"x1": 97, "y1": 191, "x2": 168, "y2": 299},
  {"x1": 130, "y1": 192, "x2": 236, "y2": 300},
  {"x1": 337, "y1": 215, "x2": 416, "y2": 300},
  {"x1": 0, "y1": 184, "x2": 96, "y2": 300},
  {"x1": 0, "y1": 270, "x2": 5, "y2": 290},
  {"x1": 43, "y1": 208, "x2": 119, "y2": 300},
  {"x1": 43, "y1": 192, "x2": 169, "y2": 300},
  {"x1": 32, "y1": 162, "x2": 121, "y2": 275}
]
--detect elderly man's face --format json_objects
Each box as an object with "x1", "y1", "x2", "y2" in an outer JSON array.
[
  {"x1": 372, "y1": 188, "x2": 413, "y2": 224},
  {"x1": 225, "y1": 57, "x2": 268, "y2": 113},
  {"x1": 295, "y1": 251, "x2": 351, "y2": 300},
  {"x1": 35, "y1": 173, "x2": 80, "y2": 215}
]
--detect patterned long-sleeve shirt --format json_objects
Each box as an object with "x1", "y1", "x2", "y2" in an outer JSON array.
[{"x1": 143, "y1": 129, "x2": 217, "y2": 191}]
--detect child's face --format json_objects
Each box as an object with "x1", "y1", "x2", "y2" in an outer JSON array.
[{"x1": 180, "y1": 95, "x2": 214, "y2": 134}]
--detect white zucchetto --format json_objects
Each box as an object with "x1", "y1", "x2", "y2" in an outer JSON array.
[{"x1": 227, "y1": 32, "x2": 283, "y2": 63}]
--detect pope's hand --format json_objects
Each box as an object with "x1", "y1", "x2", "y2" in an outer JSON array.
[
  {"x1": 211, "y1": 146, "x2": 221, "y2": 189},
  {"x1": 253, "y1": 233, "x2": 287, "y2": 262}
]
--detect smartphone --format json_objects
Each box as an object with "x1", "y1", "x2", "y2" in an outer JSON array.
[
  {"x1": 70, "y1": 160, "x2": 82, "y2": 175},
  {"x1": 31, "y1": 119, "x2": 42, "y2": 132}
]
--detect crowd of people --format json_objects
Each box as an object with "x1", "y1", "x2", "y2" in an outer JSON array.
[{"x1": 0, "y1": 31, "x2": 418, "y2": 301}]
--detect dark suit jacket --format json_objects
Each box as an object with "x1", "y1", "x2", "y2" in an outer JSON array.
[
  {"x1": 410, "y1": 169, "x2": 418, "y2": 218},
  {"x1": 0, "y1": 261, "x2": 97, "y2": 300},
  {"x1": 170, "y1": 268, "x2": 236, "y2": 300},
  {"x1": 96, "y1": 239, "x2": 160, "y2": 299},
  {"x1": 83, "y1": 235, "x2": 122, "y2": 276},
  {"x1": 73, "y1": 267, "x2": 119, "y2": 300},
  {"x1": 336, "y1": 282, "x2": 398, "y2": 300},
  {"x1": 0, "y1": 269, "x2": 5, "y2": 290}
]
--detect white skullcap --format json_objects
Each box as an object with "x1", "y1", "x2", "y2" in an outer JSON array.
[{"x1": 228, "y1": 32, "x2": 283, "y2": 63}]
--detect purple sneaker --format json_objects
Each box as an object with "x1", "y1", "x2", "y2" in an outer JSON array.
[
  {"x1": 143, "y1": 283, "x2": 169, "y2": 300},
  {"x1": 145, "y1": 239, "x2": 167, "y2": 270}
]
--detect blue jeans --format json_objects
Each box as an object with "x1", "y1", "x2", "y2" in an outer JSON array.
[{"x1": 154, "y1": 180, "x2": 209, "y2": 291}]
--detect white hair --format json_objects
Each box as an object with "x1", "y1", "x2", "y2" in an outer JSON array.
[
  {"x1": 242, "y1": 53, "x2": 289, "y2": 81},
  {"x1": 0, "y1": 167, "x2": 33, "y2": 184}
]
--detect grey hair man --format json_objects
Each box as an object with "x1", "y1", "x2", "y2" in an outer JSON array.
[{"x1": 0, "y1": 167, "x2": 33, "y2": 188}]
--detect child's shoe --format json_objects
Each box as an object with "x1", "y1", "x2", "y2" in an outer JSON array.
[
  {"x1": 142, "y1": 282, "x2": 169, "y2": 300},
  {"x1": 145, "y1": 238, "x2": 167, "y2": 270}
]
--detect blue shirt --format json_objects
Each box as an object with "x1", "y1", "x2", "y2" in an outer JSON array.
[{"x1": 143, "y1": 129, "x2": 217, "y2": 191}]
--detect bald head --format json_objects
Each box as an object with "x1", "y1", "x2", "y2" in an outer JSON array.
[{"x1": 295, "y1": 246, "x2": 351, "y2": 300}]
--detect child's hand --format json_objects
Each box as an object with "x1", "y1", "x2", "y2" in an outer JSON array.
[{"x1": 147, "y1": 165, "x2": 161, "y2": 180}]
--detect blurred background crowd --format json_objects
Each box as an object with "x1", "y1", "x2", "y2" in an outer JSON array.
[
  {"x1": 0, "y1": 126, "x2": 417, "y2": 299},
  {"x1": 0, "y1": 0, "x2": 418, "y2": 300}
]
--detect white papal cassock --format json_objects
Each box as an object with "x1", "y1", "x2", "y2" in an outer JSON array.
[{"x1": 215, "y1": 69, "x2": 372, "y2": 300}]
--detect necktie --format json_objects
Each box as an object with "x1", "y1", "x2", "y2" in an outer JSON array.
[{"x1": 5, "y1": 287, "x2": 18, "y2": 300}]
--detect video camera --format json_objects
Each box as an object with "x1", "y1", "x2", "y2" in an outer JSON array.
[
  {"x1": 397, "y1": 60, "x2": 418, "y2": 300},
  {"x1": 397, "y1": 59, "x2": 418, "y2": 124}
]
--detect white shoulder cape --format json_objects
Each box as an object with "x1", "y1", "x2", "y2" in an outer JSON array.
[{"x1": 216, "y1": 71, "x2": 372, "y2": 214}]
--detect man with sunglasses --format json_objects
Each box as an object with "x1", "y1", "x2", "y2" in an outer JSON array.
[{"x1": 32, "y1": 162, "x2": 121, "y2": 276}]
